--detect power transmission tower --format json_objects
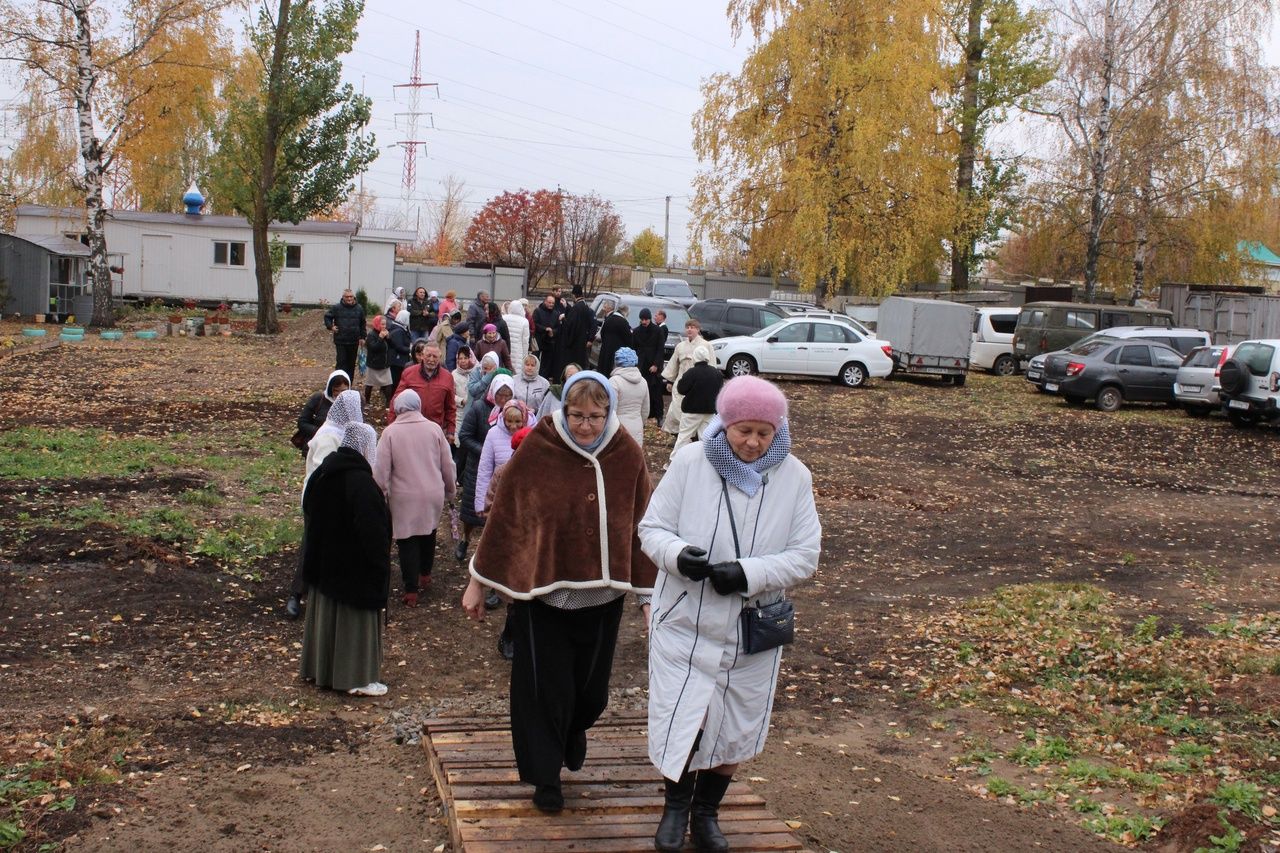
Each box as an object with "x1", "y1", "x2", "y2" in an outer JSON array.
[{"x1": 393, "y1": 31, "x2": 438, "y2": 232}]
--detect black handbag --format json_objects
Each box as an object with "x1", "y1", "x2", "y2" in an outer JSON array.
[{"x1": 721, "y1": 479, "x2": 794, "y2": 655}]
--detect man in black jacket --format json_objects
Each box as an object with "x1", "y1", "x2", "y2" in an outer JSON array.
[
  {"x1": 595, "y1": 299, "x2": 633, "y2": 376},
  {"x1": 532, "y1": 293, "x2": 561, "y2": 379},
  {"x1": 632, "y1": 308, "x2": 665, "y2": 422},
  {"x1": 557, "y1": 285, "x2": 596, "y2": 375},
  {"x1": 324, "y1": 289, "x2": 366, "y2": 382},
  {"x1": 669, "y1": 347, "x2": 723, "y2": 465}
]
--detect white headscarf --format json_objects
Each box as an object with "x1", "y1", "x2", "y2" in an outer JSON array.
[
  {"x1": 324, "y1": 369, "x2": 350, "y2": 402},
  {"x1": 393, "y1": 389, "x2": 422, "y2": 415},
  {"x1": 395, "y1": 309, "x2": 410, "y2": 327},
  {"x1": 480, "y1": 351, "x2": 500, "y2": 370},
  {"x1": 341, "y1": 422, "x2": 378, "y2": 466}
]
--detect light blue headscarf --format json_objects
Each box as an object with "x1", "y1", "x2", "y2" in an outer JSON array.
[{"x1": 558, "y1": 370, "x2": 617, "y2": 453}]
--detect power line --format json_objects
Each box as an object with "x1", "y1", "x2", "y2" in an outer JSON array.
[
  {"x1": 542, "y1": 0, "x2": 726, "y2": 70},
  {"x1": 446, "y1": 0, "x2": 702, "y2": 91},
  {"x1": 365, "y1": 9, "x2": 689, "y2": 118},
  {"x1": 434, "y1": 128, "x2": 695, "y2": 160}
]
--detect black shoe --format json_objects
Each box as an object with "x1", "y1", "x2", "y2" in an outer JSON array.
[
  {"x1": 454, "y1": 540, "x2": 467, "y2": 561},
  {"x1": 285, "y1": 595, "x2": 301, "y2": 619},
  {"x1": 689, "y1": 771, "x2": 732, "y2": 852},
  {"x1": 565, "y1": 729, "x2": 587, "y2": 771},
  {"x1": 654, "y1": 771, "x2": 696, "y2": 852},
  {"x1": 498, "y1": 632, "x2": 515, "y2": 661},
  {"x1": 532, "y1": 783, "x2": 563, "y2": 813},
  {"x1": 484, "y1": 590, "x2": 501, "y2": 610}
]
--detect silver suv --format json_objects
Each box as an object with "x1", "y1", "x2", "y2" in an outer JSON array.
[{"x1": 1216, "y1": 339, "x2": 1280, "y2": 428}]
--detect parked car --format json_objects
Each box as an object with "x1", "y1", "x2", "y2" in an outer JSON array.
[
  {"x1": 1024, "y1": 327, "x2": 1210, "y2": 392},
  {"x1": 710, "y1": 316, "x2": 893, "y2": 388},
  {"x1": 1216, "y1": 339, "x2": 1280, "y2": 428},
  {"x1": 688, "y1": 298, "x2": 789, "y2": 340},
  {"x1": 1012, "y1": 301, "x2": 1174, "y2": 368},
  {"x1": 970, "y1": 307, "x2": 1020, "y2": 376},
  {"x1": 588, "y1": 292, "x2": 687, "y2": 359},
  {"x1": 1174, "y1": 344, "x2": 1233, "y2": 416},
  {"x1": 640, "y1": 277, "x2": 697, "y2": 308},
  {"x1": 1042, "y1": 337, "x2": 1184, "y2": 411}
]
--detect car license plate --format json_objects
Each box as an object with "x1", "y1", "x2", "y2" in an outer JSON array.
[
  {"x1": 1179, "y1": 384, "x2": 1201, "y2": 393},
  {"x1": 1044, "y1": 382, "x2": 1059, "y2": 392},
  {"x1": 1228, "y1": 399, "x2": 1249, "y2": 409},
  {"x1": 1027, "y1": 370, "x2": 1041, "y2": 380}
]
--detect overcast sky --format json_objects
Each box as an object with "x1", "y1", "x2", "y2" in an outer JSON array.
[
  {"x1": 342, "y1": 0, "x2": 751, "y2": 261},
  {"x1": 3, "y1": 0, "x2": 1278, "y2": 262}
]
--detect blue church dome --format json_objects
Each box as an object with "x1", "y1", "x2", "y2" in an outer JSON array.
[{"x1": 182, "y1": 183, "x2": 205, "y2": 214}]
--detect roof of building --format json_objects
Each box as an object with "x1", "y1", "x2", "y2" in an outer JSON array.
[
  {"x1": 16, "y1": 205, "x2": 361, "y2": 237},
  {"x1": 2, "y1": 232, "x2": 91, "y2": 257},
  {"x1": 1239, "y1": 240, "x2": 1280, "y2": 267}
]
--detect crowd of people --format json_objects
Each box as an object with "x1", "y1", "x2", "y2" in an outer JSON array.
[{"x1": 304, "y1": 286, "x2": 821, "y2": 849}]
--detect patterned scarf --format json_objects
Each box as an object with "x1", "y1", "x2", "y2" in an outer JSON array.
[{"x1": 702, "y1": 415, "x2": 791, "y2": 497}]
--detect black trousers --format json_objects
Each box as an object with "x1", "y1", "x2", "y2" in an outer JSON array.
[
  {"x1": 396, "y1": 532, "x2": 436, "y2": 593},
  {"x1": 334, "y1": 342, "x2": 358, "y2": 383},
  {"x1": 389, "y1": 364, "x2": 405, "y2": 391},
  {"x1": 644, "y1": 370, "x2": 665, "y2": 420},
  {"x1": 509, "y1": 596, "x2": 625, "y2": 786}
]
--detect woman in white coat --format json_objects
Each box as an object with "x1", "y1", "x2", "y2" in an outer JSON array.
[
  {"x1": 608, "y1": 347, "x2": 649, "y2": 447},
  {"x1": 504, "y1": 298, "x2": 531, "y2": 368},
  {"x1": 638, "y1": 376, "x2": 820, "y2": 852}
]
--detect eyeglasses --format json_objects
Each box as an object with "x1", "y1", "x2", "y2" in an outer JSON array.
[{"x1": 566, "y1": 412, "x2": 606, "y2": 426}]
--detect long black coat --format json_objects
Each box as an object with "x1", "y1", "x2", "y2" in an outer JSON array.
[
  {"x1": 558, "y1": 300, "x2": 596, "y2": 374},
  {"x1": 301, "y1": 448, "x2": 391, "y2": 611},
  {"x1": 596, "y1": 313, "x2": 634, "y2": 376},
  {"x1": 532, "y1": 304, "x2": 560, "y2": 366}
]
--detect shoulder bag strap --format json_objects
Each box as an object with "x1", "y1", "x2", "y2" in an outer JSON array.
[{"x1": 720, "y1": 478, "x2": 742, "y2": 560}]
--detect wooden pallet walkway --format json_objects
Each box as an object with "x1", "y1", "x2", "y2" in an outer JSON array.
[{"x1": 423, "y1": 715, "x2": 806, "y2": 852}]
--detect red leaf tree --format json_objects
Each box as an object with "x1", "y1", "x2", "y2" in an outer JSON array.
[{"x1": 464, "y1": 189, "x2": 561, "y2": 290}]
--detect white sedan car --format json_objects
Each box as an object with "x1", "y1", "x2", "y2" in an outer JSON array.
[{"x1": 711, "y1": 317, "x2": 894, "y2": 388}]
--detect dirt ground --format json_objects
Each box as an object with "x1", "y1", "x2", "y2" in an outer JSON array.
[{"x1": 0, "y1": 316, "x2": 1276, "y2": 852}]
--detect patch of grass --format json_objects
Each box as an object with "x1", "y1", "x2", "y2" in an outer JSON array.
[
  {"x1": 1207, "y1": 614, "x2": 1280, "y2": 641},
  {"x1": 1170, "y1": 742, "x2": 1214, "y2": 762},
  {"x1": 0, "y1": 726, "x2": 141, "y2": 850},
  {"x1": 193, "y1": 514, "x2": 301, "y2": 576},
  {"x1": 985, "y1": 776, "x2": 1018, "y2": 798},
  {"x1": 1070, "y1": 796, "x2": 1104, "y2": 814},
  {"x1": 1082, "y1": 814, "x2": 1163, "y2": 843},
  {"x1": 1209, "y1": 781, "x2": 1264, "y2": 821},
  {"x1": 1063, "y1": 759, "x2": 1113, "y2": 786},
  {"x1": 0, "y1": 427, "x2": 182, "y2": 480},
  {"x1": 178, "y1": 485, "x2": 224, "y2": 507},
  {"x1": 1009, "y1": 734, "x2": 1075, "y2": 767},
  {"x1": 1195, "y1": 811, "x2": 1246, "y2": 853}
]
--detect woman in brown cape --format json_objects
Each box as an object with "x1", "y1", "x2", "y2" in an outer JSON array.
[{"x1": 461, "y1": 370, "x2": 656, "y2": 813}]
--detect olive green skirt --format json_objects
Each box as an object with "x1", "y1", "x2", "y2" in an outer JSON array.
[{"x1": 300, "y1": 587, "x2": 384, "y2": 691}]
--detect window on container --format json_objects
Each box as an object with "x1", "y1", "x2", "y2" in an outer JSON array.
[
  {"x1": 49, "y1": 256, "x2": 74, "y2": 284},
  {"x1": 214, "y1": 241, "x2": 246, "y2": 266},
  {"x1": 285, "y1": 245, "x2": 302, "y2": 269}
]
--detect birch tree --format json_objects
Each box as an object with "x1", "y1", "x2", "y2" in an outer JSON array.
[
  {"x1": 693, "y1": 0, "x2": 954, "y2": 297},
  {"x1": 1034, "y1": 0, "x2": 1274, "y2": 300},
  {"x1": 0, "y1": 0, "x2": 230, "y2": 326}
]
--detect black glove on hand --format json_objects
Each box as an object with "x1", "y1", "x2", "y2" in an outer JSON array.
[
  {"x1": 708, "y1": 561, "x2": 748, "y2": 595},
  {"x1": 676, "y1": 546, "x2": 710, "y2": 581}
]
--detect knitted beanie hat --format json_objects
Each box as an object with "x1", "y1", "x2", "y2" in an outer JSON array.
[{"x1": 716, "y1": 375, "x2": 788, "y2": 429}]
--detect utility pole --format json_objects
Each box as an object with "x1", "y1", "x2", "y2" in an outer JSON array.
[
  {"x1": 393, "y1": 31, "x2": 439, "y2": 235},
  {"x1": 663, "y1": 195, "x2": 671, "y2": 268}
]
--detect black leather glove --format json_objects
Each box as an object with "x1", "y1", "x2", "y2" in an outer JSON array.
[
  {"x1": 708, "y1": 561, "x2": 748, "y2": 595},
  {"x1": 676, "y1": 546, "x2": 710, "y2": 581}
]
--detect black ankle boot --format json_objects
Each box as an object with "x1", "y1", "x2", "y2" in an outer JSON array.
[
  {"x1": 654, "y1": 771, "x2": 695, "y2": 852},
  {"x1": 689, "y1": 771, "x2": 732, "y2": 851}
]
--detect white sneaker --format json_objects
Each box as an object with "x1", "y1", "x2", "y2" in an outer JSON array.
[{"x1": 348, "y1": 682, "x2": 388, "y2": 697}]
